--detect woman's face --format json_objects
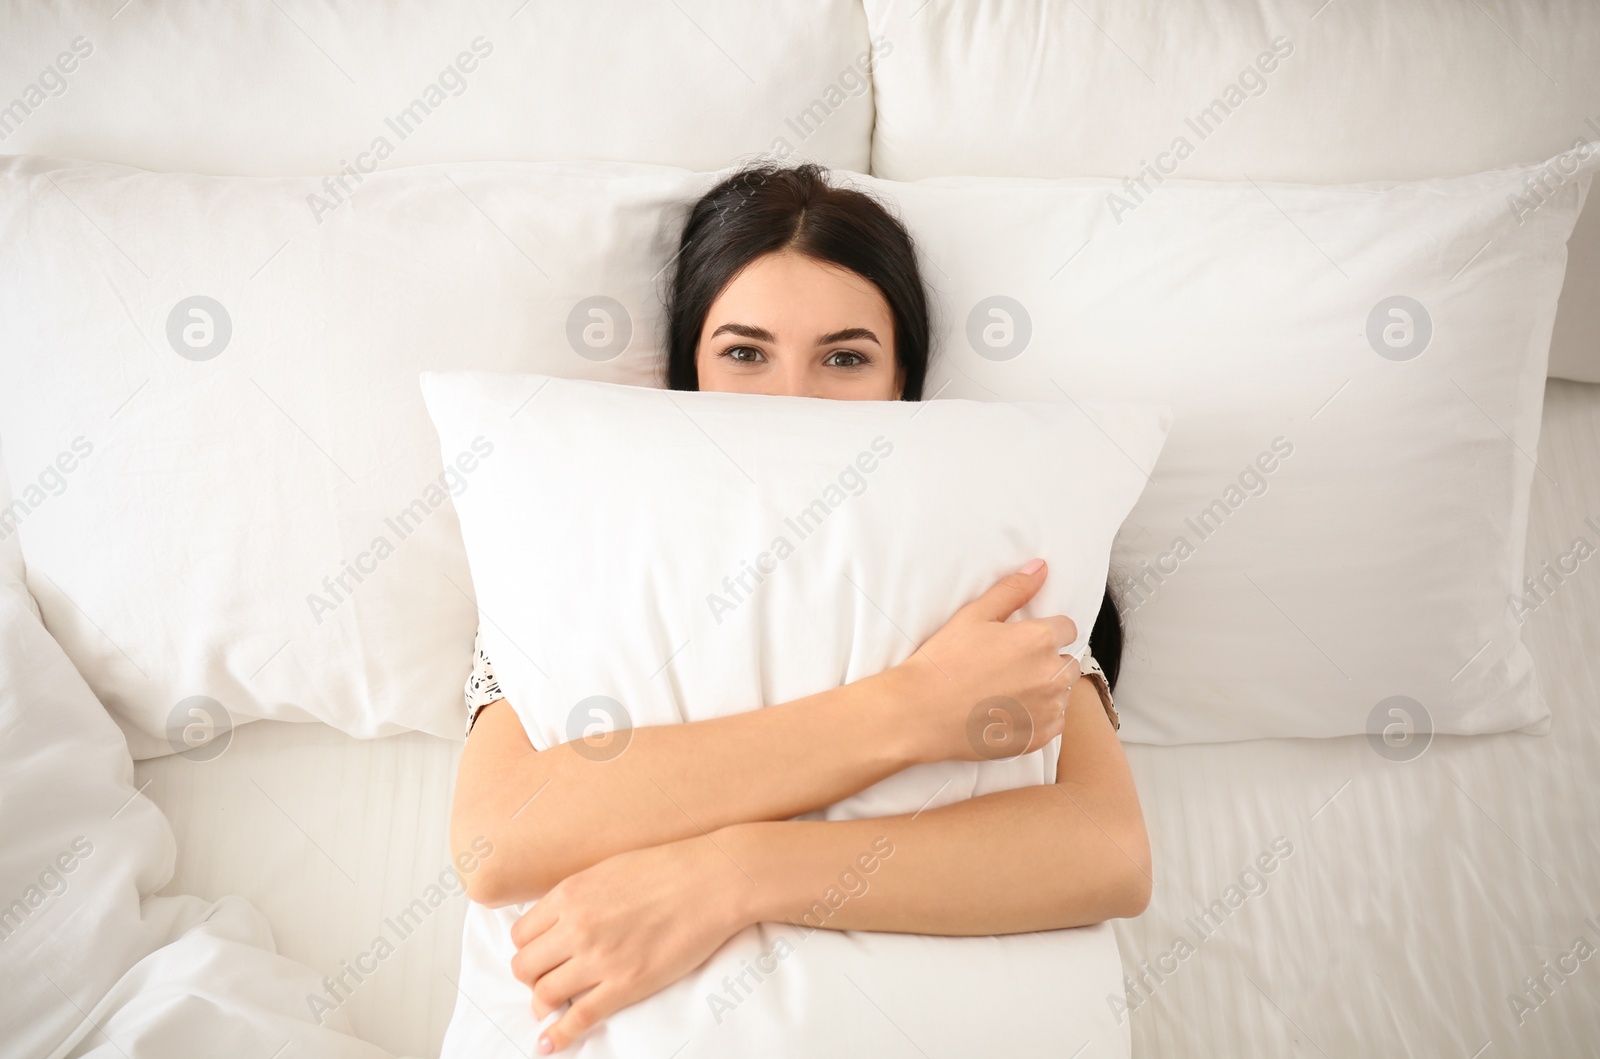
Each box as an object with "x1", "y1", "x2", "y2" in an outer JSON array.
[{"x1": 694, "y1": 249, "x2": 904, "y2": 401}]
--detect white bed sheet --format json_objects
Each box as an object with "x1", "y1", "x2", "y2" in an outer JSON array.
[
  {"x1": 134, "y1": 379, "x2": 1600, "y2": 1059},
  {"x1": 133, "y1": 723, "x2": 464, "y2": 1058},
  {"x1": 1112, "y1": 378, "x2": 1600, "y2": 1057}
]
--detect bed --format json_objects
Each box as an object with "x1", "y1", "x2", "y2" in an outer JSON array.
[
  {"x1": 117, "y1": 377, "x2": 1600, "y2": 1058},
  {"x1": 3, "y1": 2, "x2": 1598, "y2": 1057}
]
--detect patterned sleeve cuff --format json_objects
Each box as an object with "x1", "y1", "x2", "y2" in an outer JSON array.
[
  {"x1": 1078, "y1": 646, "x2": 1120, "y2": 732},
  {"x1": 463, "y1": 628, "x2": 506, "y2": 736}
]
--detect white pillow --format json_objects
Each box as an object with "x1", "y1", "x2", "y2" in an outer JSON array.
[
  {"x1": 0, "y1": 0, "x2": 875, "y2": 175},
  {"x1": 852, "y1": 143, "x2": 1598, "y2": 743},
  {"x1": 861, "y1": 0, "x2": 1600, "y2": 384},
  {"x1": 420, "y1": 370, "x2": 1171, "y2": 1058},
  {"x1": 0, "y1": 154, "x2": 721, "y2": 757}
]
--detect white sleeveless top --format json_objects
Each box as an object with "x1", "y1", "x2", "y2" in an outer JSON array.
[{"x1": 463, "y1": 630, "x2": 1119, "y2": 737}]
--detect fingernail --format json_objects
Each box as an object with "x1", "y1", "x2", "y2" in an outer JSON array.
[
  {"x1": 1019, "y1": 557, "x2": 1043, "y2": 575},
  {"x1": 537, "y1": 1036, "x2": 553, "y2": 1054}
]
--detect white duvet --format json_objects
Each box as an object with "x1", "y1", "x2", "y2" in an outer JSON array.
[{"x1": 0, "y1": 564, "x2": 403, "y2": 1059}]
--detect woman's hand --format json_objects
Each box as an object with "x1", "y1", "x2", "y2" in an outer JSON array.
[
  {"x1": 888, "y1": 557, "x2": 1081, "y2": 765},
  {"x1": 509, "y1": 832, "x2": 751, "y2": 1054}
]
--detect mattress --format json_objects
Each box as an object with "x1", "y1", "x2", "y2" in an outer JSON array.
[{"x1": 134, "y1": 378, "x2": 1600, "y2": 1058}]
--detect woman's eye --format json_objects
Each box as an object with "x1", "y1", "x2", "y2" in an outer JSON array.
[
  {"x1": 722, "y1": 345, "x2": 763, "y2": 363},
  {"x1": 827, "y1": 349, "x2": 867, "y2": 368}
]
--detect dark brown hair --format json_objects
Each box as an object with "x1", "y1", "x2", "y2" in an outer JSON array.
[{"x1": 661, "y1": 161, "x2": 929, "y2": 400}]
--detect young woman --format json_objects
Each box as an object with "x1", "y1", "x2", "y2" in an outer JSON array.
[{"x1": 449, "y1": 162, "x2": 1152, "y2": 1054}]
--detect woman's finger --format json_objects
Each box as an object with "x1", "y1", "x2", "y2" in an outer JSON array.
[
  {"x1": 1038, "y1": 613, "x2": 1079, "y2": 650},
  {"x1": 538, "y1": 982, "x2": 619, "y2": 1054},
  {"x1": 510, "y1": 921, "x2": 572, "y2": 990},
  {"x1": 1051, "y1": 655, "x2": 1082, "y2": 687},
  {"x1": 510, "y1": 897, "x2": 560, "y2": 949},
  {"x1": 529, "y1": 955, "x2": 594, "y2": 1021}
]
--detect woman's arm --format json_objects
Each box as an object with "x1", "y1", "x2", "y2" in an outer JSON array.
[
  {"x1": 455, "y1": 561, "x2": 1081, "y2": 907},
  {"x1": 509, "y1": 673, "x2": 1150, "y2": 1053},
  {"x1": 714, "y1": 673, "x2": 1152, "y2": 934},
  {"x1": 456, "y1": 669, "x2": 919, "y2": 907}
]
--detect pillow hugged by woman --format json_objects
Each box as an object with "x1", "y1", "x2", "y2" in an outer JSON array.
[{"x1": 447, "y1": 161, "x2": 1151, "y2": 1055}]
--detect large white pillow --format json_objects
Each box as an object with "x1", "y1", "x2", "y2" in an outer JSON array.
[
  {"x1": 0, "y1": 0, "x2": 875, "y2": 175},
  {"x1": 420, "y1": 370, "x2": 1172, "y2": 1058},
  {"x1": 0, "y1": 154, "x2": 720, "y2": 757},
  {"x1": 851, "y1": 144, "x2": 1598, "y2": 743},
  {"x1": 862, "y1": 0, "x2": 1600, "y2": 383}
]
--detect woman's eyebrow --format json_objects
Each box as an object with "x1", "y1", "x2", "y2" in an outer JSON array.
[
  {"x1": 709, "y1": 323, "x2": 882, "y2": 347},
  {"x1": 709, "y1": 322, "x2": 776, "y2": 342},
  {"x1": 816, "y1": 327, "x2": 881, "y2": 346}
]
